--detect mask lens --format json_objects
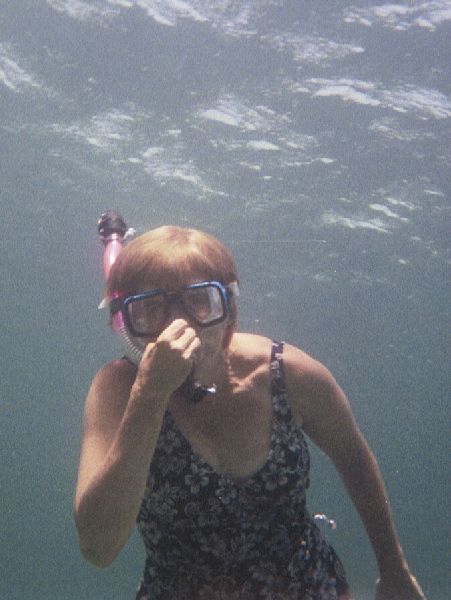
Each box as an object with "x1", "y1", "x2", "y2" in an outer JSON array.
[
  {"x1": 181, "y1": 284, "x2": 225, "y2": 325},
  {"x1": 123, "y1": 282, "x2": 228, "y2": 336},
  {"x1": 125, "y1": 293, "x2": 167, "y2": 336}
]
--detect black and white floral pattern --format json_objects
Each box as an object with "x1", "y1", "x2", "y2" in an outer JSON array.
[{"x1": 136, "y1": 342, "x2": 350, "y2": 600}]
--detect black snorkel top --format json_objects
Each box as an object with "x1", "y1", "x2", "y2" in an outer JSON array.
[{"x1": 98, "y1": 210, "x2": 128, "y2": 245}]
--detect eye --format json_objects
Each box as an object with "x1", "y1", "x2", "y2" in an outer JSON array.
[
  {"x1": 128, "y1": 295, "x2": 166, "y2": 333},
  {"x1": 184, "y1": 289, "x2": 211, "y2": 317}
]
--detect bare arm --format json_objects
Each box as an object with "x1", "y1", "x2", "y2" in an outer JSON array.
[
  {"x1": 74, "y1": 320, "x2": 200, "y2": 567},
  {"x1": 284, "y1": 345, "x2": 426, "y2": 600}
]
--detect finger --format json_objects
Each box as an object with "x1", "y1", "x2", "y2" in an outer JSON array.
[
  {"x1": 182, "y1": 336, "x2": 201, "y2": 361},
  {"x1": 154, "y1": 326, "x2": 199, "y2": 365},
  {"x1": 157, "y1": 318, "x2": 190, "y2": 341},
  {"x1": 179, "y1": 325, "x2": 198, "y2": 345}
]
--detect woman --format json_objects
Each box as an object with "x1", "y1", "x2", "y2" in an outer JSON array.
[{"x1": 75, "y1": 225, "x2": 426, "y2": 600}]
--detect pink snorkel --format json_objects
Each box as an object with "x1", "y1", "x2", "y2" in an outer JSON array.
[
  {"x1": 98, "y1": 211, "x2": 145, "y2": 365},
  {"x1": 99, "y1": 211, "x2": 127, "y2": 281}
]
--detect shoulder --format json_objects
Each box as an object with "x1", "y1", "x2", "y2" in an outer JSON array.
[
  {"x1": 282, "y1": 343, "x2": 336, "y2": 388},
  {"x1": 281, "y1": 344, "x2": 361, "y2": 453},
  {"x1": 232, "y1": 335, "x2": 362, "y2": 454},
  {"x1": 229, "y1": 334, "x2": 324, "y2": 375},
  {"x1": 90, "y1": 358, "x2": 137, "y2": 395},
  {"x1": 226, "y1": 333, "x2": 276, "y2": 384},
  {"x1": 84, "y1": 358, "x2": 137, "y2": 426},
  {"x1": 230, "y1": 334, "x2": 333, "y2": 384},
  {"x1": 229, "y1": 333, "x2": 274, "y2": 368},
  {"x1": 231, "y1": 332, "x2": 273, "y2": 356},
  {"x1": 279, "y1": 343, "x2": 350, "y2": 431}
]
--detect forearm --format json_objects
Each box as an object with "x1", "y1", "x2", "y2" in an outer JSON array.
[
  {"x1": 75, "y1": 387, "x2": 168, "y2": 567},
  {"x1": 333, "y1": 437, "x2": 408, "y2": 577}
]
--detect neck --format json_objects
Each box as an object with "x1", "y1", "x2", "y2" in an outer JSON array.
[{"x1": 191, "y1": 344, "x2": 234, "y2": 396}]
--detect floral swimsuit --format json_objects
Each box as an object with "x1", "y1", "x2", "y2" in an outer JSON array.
[{"x1": 136, "y1": 341, "x2": 350, "y2": 600}]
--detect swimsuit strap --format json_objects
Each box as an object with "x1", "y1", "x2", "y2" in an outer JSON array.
[{"x1": 270, "y1": 340, "x2": 286, "y2": 397}]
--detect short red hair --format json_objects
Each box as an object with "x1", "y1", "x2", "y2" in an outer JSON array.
[
  {"x1": 106, "y1": 226, "x2": 239, "y2": 345},
  {"x1": 106, "y1": 225, "x2": 238, "y2": 298}
]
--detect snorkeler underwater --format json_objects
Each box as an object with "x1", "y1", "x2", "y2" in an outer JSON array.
[{"x1": 71, "y1": 211, "x2": 427, "y2": 599}]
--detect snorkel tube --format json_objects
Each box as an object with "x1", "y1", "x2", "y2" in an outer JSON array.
[
  {"x1": 98, "y1": 211, "x2": 216, "y2": 402},
  {"x1": 98, "y1": 210, "x2": 128, "y2": 280},
  {"x1": 98, "y1": 211, "x2": 145, "y2": 365}
]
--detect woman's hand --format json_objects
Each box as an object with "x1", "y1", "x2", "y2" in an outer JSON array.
[
  {"x1": 375, "y1": 570, "x2": 427, "y2": 600},
  {"x1": 135, "y1": 319, "x2": 201, "y2": 399}
]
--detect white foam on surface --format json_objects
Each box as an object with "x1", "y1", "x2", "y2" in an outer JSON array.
[
  {"x1": 0, "y1": 44, "x2": 45, "y2": 93},
  {"x1": 369, "y1": 203, "x2": 409, "y2": 221},
  {"x1": 47, "y1": 0, "x2": 284, "y2": 35},
  {"x1": 52, "y1": 109, "x2": 136, "y2": 150},
  {"x1": 343, "y1": 1, "x2": 451, "y2": 31},
  {"x1": 291, "y1": 78, "x2": 451, "y2": 119},
  {"x1": 246, "y1": 140, "x2": 281, "y2": 151},
  {"x1": 264, "y1": 33, "x2": 365, "y2": 64},
  {"x1": 322, "y1": 212, "x2": 391, "y2": 233}
]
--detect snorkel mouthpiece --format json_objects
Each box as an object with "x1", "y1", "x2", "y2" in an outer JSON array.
[
  {"x1": 98, "y1": 211, "x2": 216, "y2": 403},
  {"x1": 178, "y1": 370, "x2": 217, "y2": 404}
]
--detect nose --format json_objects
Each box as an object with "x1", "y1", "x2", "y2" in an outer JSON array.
[
  {"x1": 164, "y1": 295, "x2": 200, "y2": 332},
  {"x1": 167, "y1": 303, "x2": 186, "y2": 322},
  {"x1": 166, "y1": 296, "x2": 194, "y2": 326}
]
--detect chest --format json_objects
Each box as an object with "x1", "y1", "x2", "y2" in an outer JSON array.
[{"x1": 168, "y1": 384, "x2": 274, "y2": 480}]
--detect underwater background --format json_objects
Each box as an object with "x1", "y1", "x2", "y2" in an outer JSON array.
[{"x1": 0, "y1": 1, "x2": 450, "y2": 599}]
